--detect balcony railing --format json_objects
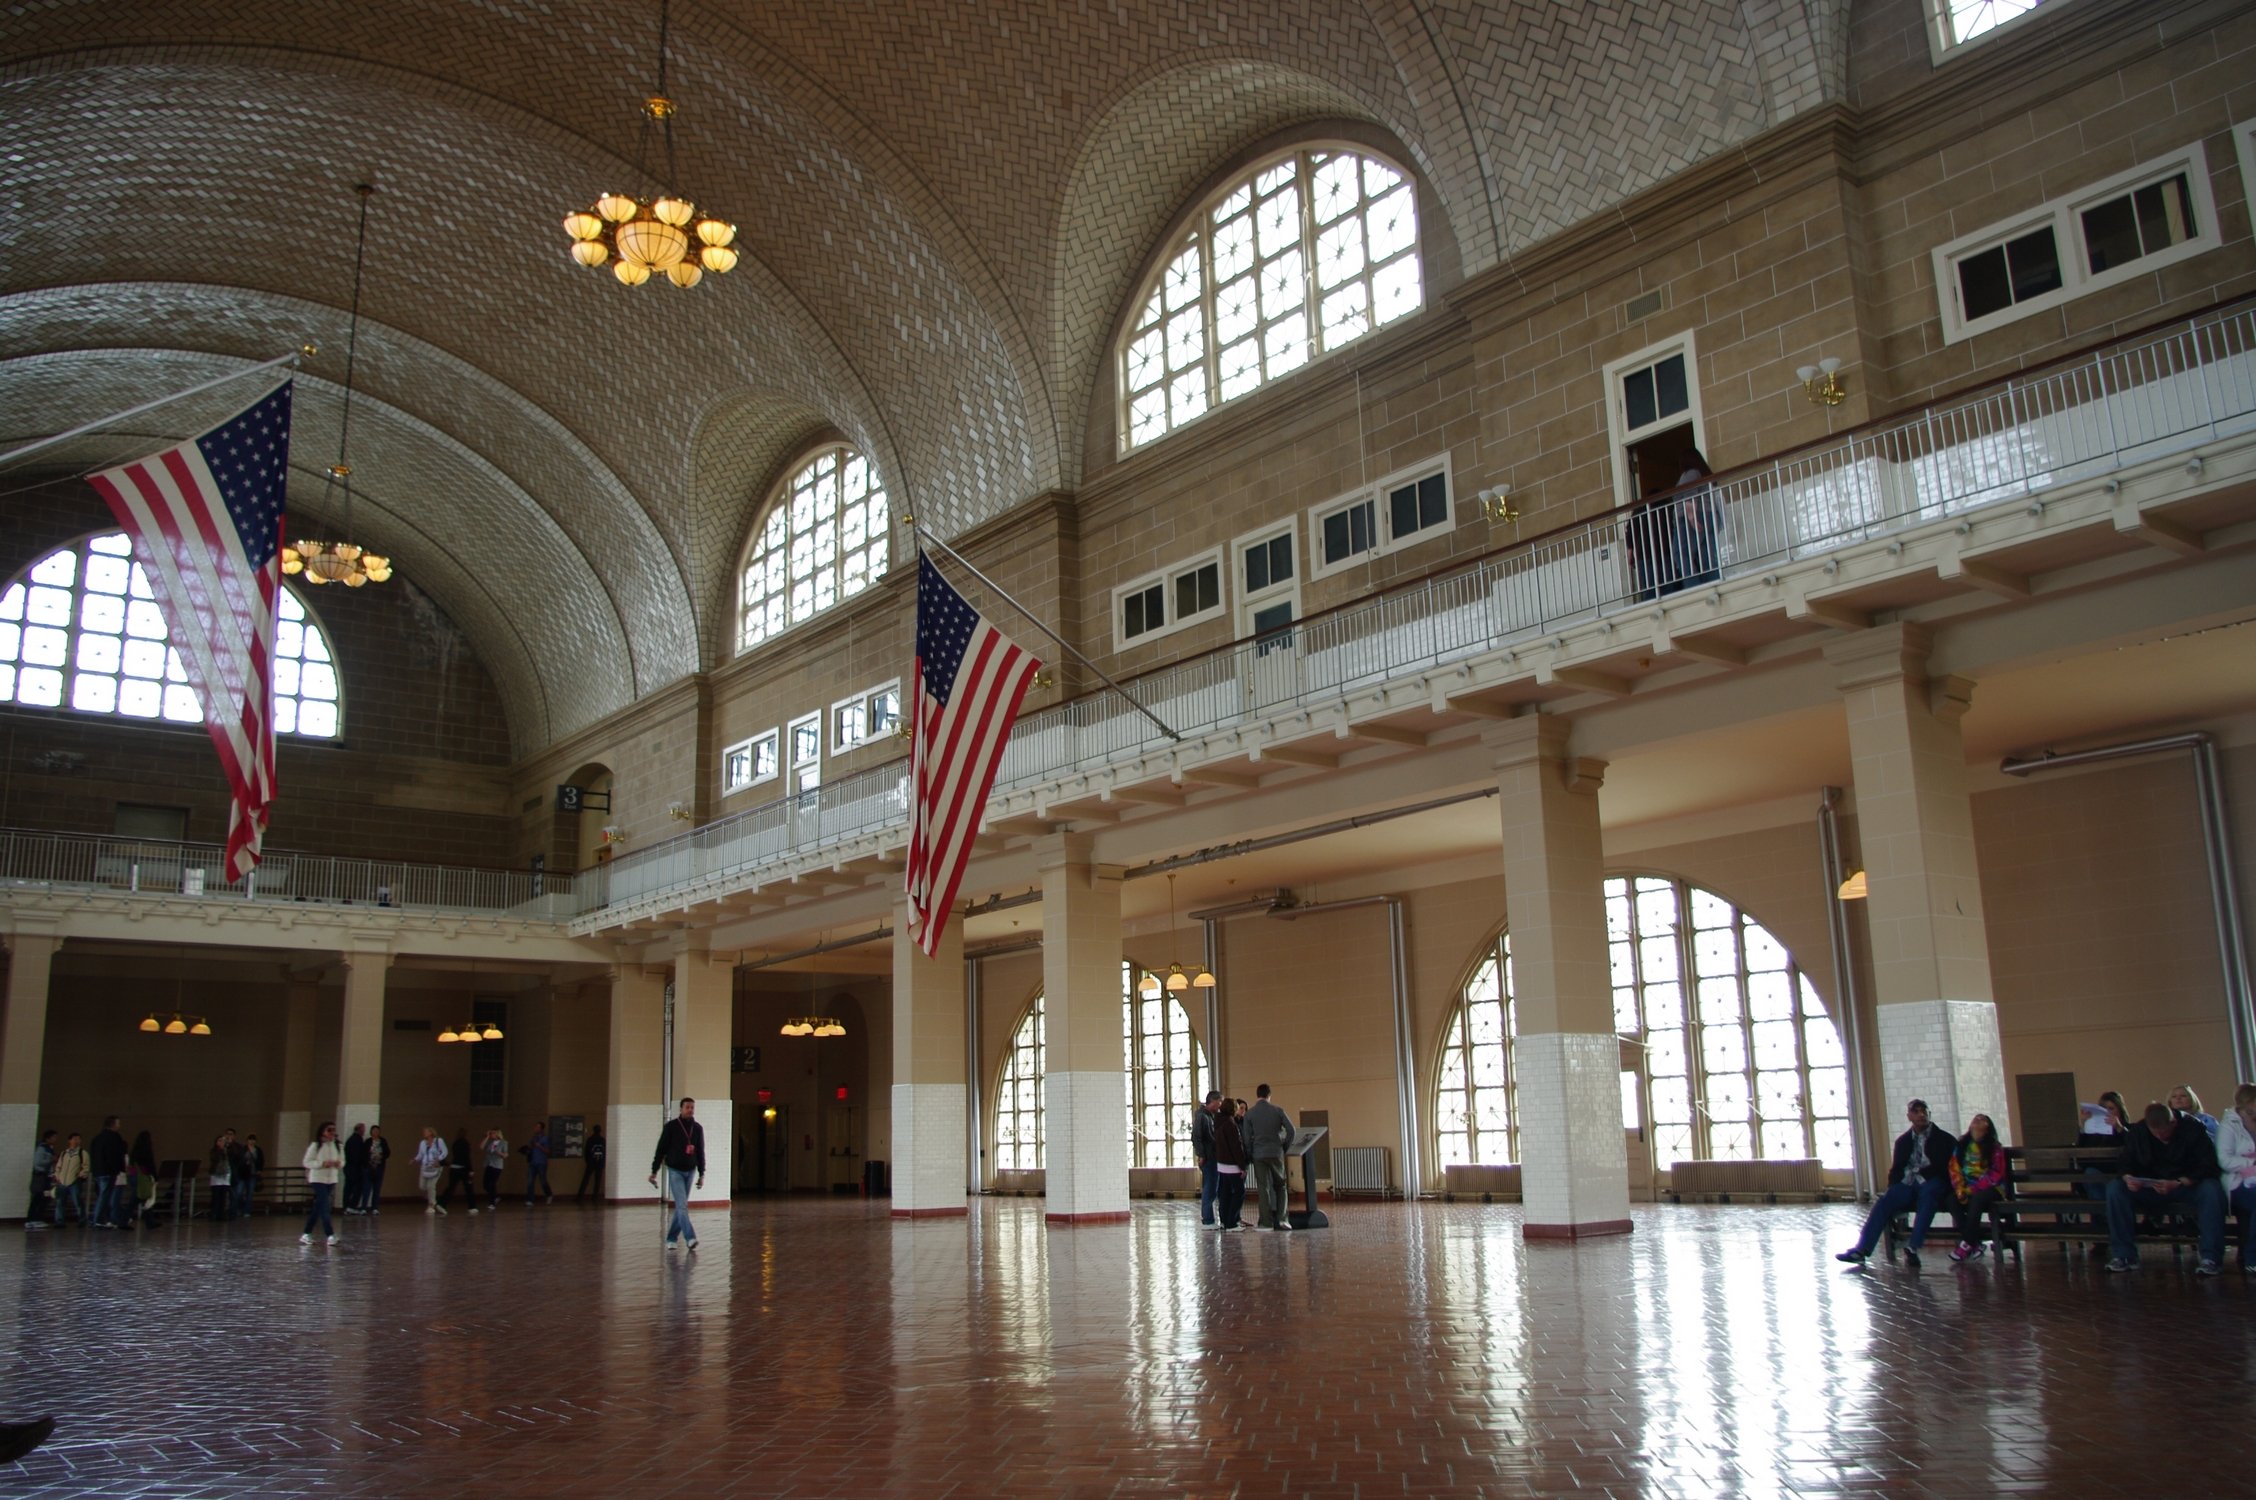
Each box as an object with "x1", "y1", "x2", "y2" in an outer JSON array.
[
  {"x1": 585, "y1": 300, "x2": 2256, "y2": 922},
  {"x1": 0, "y1": 828, "x2": 591, "y2": 919}
]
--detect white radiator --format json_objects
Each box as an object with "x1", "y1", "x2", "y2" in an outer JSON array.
[{"x1": 1332, "y1": 1146, "x2": 1392, "y2": 1196}]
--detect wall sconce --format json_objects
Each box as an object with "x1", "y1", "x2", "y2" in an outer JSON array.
[
  {"x1": 668, "y1": 801, "x2": 693, "y2": 822},
  {"x1": 600, "y1": 824, "x2": 627, "y2": 845},
  {"x1": 1477, "y1": 485, "x2": 1520, "y2": 523},
  {"x1": 1796, "y1": 357, "x2": 1846, "y2": 406}
]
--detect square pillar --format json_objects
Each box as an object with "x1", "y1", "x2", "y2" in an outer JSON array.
[
  {"x1": 606, "y1": 965, "x2": 665, "y2": 1202},
  {"x1": 892, "y1": 896, "x2": 966, "y2": 1217},
  {"x1": 336, "y1": 949, "x2": 389, "y2": 1137},
  {"x1": 1, "y1": 929, "x2": 59, "y2": 1221},
  {"x1": 275, "y1": 972, "x2": 320, "y2": 1160},
  {"x1": 671, "y1": 939, "x2": 733, "y2": 1208},
  {"x1": 1488, "y1": 716, "x2": 1631, "y2": 1239},
  {"x1": 1831, "y1": 625, "x2": 2008, "y2": 1140},
  {"x1": 1036, "y1": 833, "x2": 1128, "y2": 1223}
]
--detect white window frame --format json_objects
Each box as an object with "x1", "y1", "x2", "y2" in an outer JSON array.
[
  {"x1": 2233, "y1": 120, "x2": 2256, "y2": 241},
  {"x1": 721, "y1": 729, "x2": 779, "y2": 798},
  {"x1": 1601, "y1": 333, "x2": 1705, "y2": 508},
  {"x1": 1307, "y1": 453, "x2": 1455, "y2": 581},
  {"x1": 1232, "y1": 521, "x2": 1299, "y2": 640},
  {"x1": 1932, "y1": 141, "x2": 2219, "y2": 346},
  {"x1": 1923, "y1": 1, "x2": 2060, "y2": 66},
  {"x1": 786, "y1": 711, "x2": 822, "y2": 793},
  {"x1": 1110, "y1": 548, "x2": 1225, "y2": 652},
  {"x1": 829, "y1": 680, "x2": 902, "y2": 756}
]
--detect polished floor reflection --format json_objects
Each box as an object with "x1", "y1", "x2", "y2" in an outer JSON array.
[{"x1": 2, "y1": 1198, "x2": 2248, "y2": 1496}]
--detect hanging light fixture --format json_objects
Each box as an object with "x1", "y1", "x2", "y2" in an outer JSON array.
[
  {"x1": 437, "y1": 1024, "x2": 461, "y2": 1044},
  {"x1": 282, "y1": 183, "x2": 393, "y2": 589},
  {"x1": 1154, "y1": 874, "x2": 1217, "y2": 994},
  {"x1": 780, "y1": 961, "x2": 845, "y2": 1038},
  {"x1": 561, "y1": 0, "x2": 738, "y2": 290},
  {"x1": 439, "y1": 961, "x2": 505, "y2": 1043},
  {"x1": 136, "y1": 949, "x2": 214, "y2": 1036}
]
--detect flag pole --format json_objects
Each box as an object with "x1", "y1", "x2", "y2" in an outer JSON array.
[
  {"x1": 912, "y1": 517, "x2": 1180, "y2": 742},
  {"x1": 0, "y1": 346, "x2": 314, "y2": 473}
]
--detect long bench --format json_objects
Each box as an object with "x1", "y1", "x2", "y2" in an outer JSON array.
[{"x1": 1883, "y1": 1145, "x2": 2244, "y2": 1262}]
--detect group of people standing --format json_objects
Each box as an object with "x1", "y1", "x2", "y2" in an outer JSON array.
[
  {"x1": 1189, "y1": 1085, "x2": 1298, "y2": 1232},
  {"x1": 22, "y1": 1116, "x2": 164, "y2": 1229}
]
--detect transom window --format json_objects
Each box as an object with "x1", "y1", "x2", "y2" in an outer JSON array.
[
  {"x1": 1120, "y1": 148, "x2": 1422, "y2": 451},
  {"x1": 1, "y1": 533, "x2": 340, "y2": 738},
  {"x1": 721, "y1": 729, "x2": 778, "y2": 796},
  {"x1": 1434, "y1": 877, "x2": 1853, "y2": 1174},
  {"x1": 736, "y1": 446, "x2": 890, "y2": 653},
  {"x1": 1929, "y1": 0, "x2": 2048, "y2": 57},
  {"x1": 991, "y1": 963, "x2": 1211, "y2": 1172}
]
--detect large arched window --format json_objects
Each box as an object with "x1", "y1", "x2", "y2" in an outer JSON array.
[
  {"x1": 1435, "y1": 877, "x2": 1853, "y2": 1173},
  {"x1": 735, "y1": 445, "x2": 890, "y2": 654},
  {"x1": 1, "y1": 532, "x2": 341, "y2": 738},
  {"x1": 1119, "y1": 147, "x2": 1422, "y2": 451},
  {"x1": 991, "y1": 963, "x2": 1212, "y2": 1172}
]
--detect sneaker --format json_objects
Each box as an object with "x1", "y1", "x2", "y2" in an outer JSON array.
[
  {"x1": 23, "y1": 1221, "x2": 48, "y2": 1231},
  {"x1": 426, "y1": 1206, "x2": 436, "y2": 1215},
  {"x1": 1903, "y1": 1249, "x2": 1920, "y2": 1270},
  {"x1": 1834, "y1": 1248, "x2": 1869, "y2": 1263},
  {"x1": 326, "y1": 1235, "x2": 339, "y2": 1246},
  {"x1": 434, "y1": 1205, "x2": 446, "y2": 1216},
  {"x1": 686, "y1": 1238, "x2": 699, "y2": 1251},
  {"x1": 1278, "y1": 1221, "x2": 1294, "y2": 1231},
  {"x1": 299, "y1": 1233, "x2": 312, "y2": 1245},
  {"x1": 467, "y1": 1207, "x2": 478, "y2": 1214},
  {"x1": 2105, "y1": 1257, "x2": 2137, "y2": 1273},
  {"x1": 2195, "y1": 1260, "x2": 2221, "y2": 1277},
  {"x1": 1949, "y1": 1242, "x2": 1972, "y2": 1263}
]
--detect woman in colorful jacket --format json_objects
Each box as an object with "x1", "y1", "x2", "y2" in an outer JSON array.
[{"x1": 1947, "y1": 1112, "x2": 2008, "y2": 1261}]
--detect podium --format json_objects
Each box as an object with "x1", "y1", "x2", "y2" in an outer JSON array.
[{"x1": 1286, "y1": 1125, "x2": 1329, "y2": 1230}]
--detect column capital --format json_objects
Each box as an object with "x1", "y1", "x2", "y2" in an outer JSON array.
[
  {"x1": 1483, "y1": 714, "x2": 1605, "y2": 792},
  {"x1": 1032, "y1": 829, "x2": 1104, "y2": 874},
  {"x1": 337, "y1": 946, "x2": 394, "y2": 970},
  {"x1": 1825, "y1": 621, "x2": 1935, "y2": 690},
  {"x1": 1, "y1": 925, "x2": 62, "y2": 957}
]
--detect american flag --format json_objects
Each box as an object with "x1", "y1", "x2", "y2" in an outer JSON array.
[
  {"x1": 905, "y1": 553, "x2": 1040, "y2": 957},
  {"x1": 89, "y1": 382, "x2": 292, "y2": 880}
]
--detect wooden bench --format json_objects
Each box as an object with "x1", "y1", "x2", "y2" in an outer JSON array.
[
  {"x1": 1883, "y1": 1145, "x2": 2243, "y2": 1262},
  {"x1": 1668, "y1": 1157, "x2": 1824, "y2": 1203}
]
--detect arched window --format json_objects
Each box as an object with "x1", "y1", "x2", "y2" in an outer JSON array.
[
  {"x1": 1434, "y1": 877, "x2": 1853, "y2": 1173},
  {"x1": 736, "y1": 445, "x2": 890, "y2": 653},
  {"x1": 1119, "y1": 147, "x2": 1422, "y2": 451},
  {"x1": 0, "y1": 532, "x2": 341, "y2": 738},
  {"x1": 990, "y1": 963, "x2": 1212, "y2": 1172}
]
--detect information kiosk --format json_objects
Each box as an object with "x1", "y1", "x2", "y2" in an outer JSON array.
[{"x1": 1286, "y1": 1125, "x2": 1329, "y2": 1230}]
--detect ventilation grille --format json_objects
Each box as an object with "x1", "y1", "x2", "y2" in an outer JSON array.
[
  {"x1": 1332, "y1": 1146, "x2": 1392, "y2": 1195},
  {"x1": 1625, "y1": 289, "x2": 1664, "y2": 322}
]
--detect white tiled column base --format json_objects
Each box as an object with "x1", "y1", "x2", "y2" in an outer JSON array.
[
  {"x1": 606, "y1": 1104, "x2": 663, "y2": 1202},
  {"x1": 1044, "y1": 1069, "x2": 1128, "y2": 1222},
  {"x1": 338, "y1": 1103, "x2": 383, "y2": 1139},
  {"x1": 892, "y1": 1082, "x2": 967, "y2": 1216},
  {"x1": 690, "y1": 1099, "x2": 733, "y2": 1207},
  {"x1": 275, "y1": 1112, "x2": 310, "y2": 1170},
  {"x1": 1876, "y1": 999, "x2": 2011, "y2": 1142},
  {"x1": 1514, "y1": 1032, "x2": 1632, "y2": 1237},
  {"x1": 0, "y1": 1102, "x2": 37, "y2": 1221}
]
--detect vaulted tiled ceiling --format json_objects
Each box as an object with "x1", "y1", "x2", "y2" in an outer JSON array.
[{"x1": 0, "y1": 0, "x2": 1847, "y2": 754}]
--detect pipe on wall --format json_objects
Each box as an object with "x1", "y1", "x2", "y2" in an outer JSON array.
[
  {"x1": 964, "y1": 953, "x2": 983, "y2": 1197},
  {"x1": 1816, "y1": 787, "x2": 1880, "y2": 1203},
  {"x1": 2000, "y1": 732, "x2": 2255, "y2": 1084}
]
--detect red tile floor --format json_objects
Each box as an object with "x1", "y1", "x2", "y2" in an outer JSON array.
[{"x1": 2, "y1": 1197, "x2": 2248, "y2": 1497}]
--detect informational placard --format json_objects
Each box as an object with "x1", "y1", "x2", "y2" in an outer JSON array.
[
  {"x1": 1285, "y1": 1124, "x2": 1329, "y2": 1158},
  {"x1": 550, "y1": 1114, "x2": 587, "y2": 1159}
]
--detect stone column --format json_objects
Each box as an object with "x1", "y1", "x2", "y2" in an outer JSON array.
[
  {"x1": 606, "y1": 965, "x2": 665, "y2": 1202},
  {"x1": 1488, "y1": 715, "x2": 1631, "y2": 1239},
  {"x1": 275, "y1": 971, "x2": 320, "y2": 1161},
  {"x1": 1, "y1": 928, "x2": 59, "y2": 1221},
  {"x1": 1036, "y1": 832, "x2": 1128, "y2": 1223},
  {"x1": 892, "y1": 895, "x2": 966, "y2": 1217},
  {"x1": 671, "y1": 938, "x2": 733, "y2": 1208},
  {"x1": 335, "y1": 949, "x2": 389, "y2": 1137},
  {"x1": 1830, "y1": 624, "x2": 2008, "y2": 1140}
]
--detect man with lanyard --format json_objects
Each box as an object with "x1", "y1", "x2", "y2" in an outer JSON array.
[
  {"x1": 1837, "y1": 1098, "x2": 1956, "y2": 1269},
  {"x1": 648, "y1": 1097, "x2": 706, "y2": 1249}
]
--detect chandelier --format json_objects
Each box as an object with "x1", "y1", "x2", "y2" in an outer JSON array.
[
  {"x1": 438, "y1": 1019, "x2": 505, "y2": 1044},
  {"x1": 1138, "y1": 873, "x2": 1217, "y2": 998},
  {"x1": 283, "y1": 183, "x2": 393, "y2": 588},
  {"x1": 561, "y1": 0, "x2": 739, "y2": 289},
  {"x1": 781, "y1": 962, "x2": 846, "y2": 1036}
]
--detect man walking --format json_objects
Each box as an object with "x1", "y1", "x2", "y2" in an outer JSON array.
[
  {"x1": 23, "y1": 1130, "x2": 57, "y2": 1229},
  {"x1": 342, "y1": 1124, "x2": 370, "y2": 1216},
  {"x1": 1837, "y1": 1099, "x2": 1956, "y2": 1268},
  {"x1": 88, "y1": 1115, "x2": 128, "y2": 1228},
  {"x1": 416, "y1": 1127, "x2": 450, "y2": 1214},
  {"x1": 364, "y1": 1126, "x2": 389, "y2": 1213},
  {"x1": 445, "y1": 1128, "x2": 479, "y2": 1213},
  {"x1": 238, "y1": 1134, "x2": 264, "y2": 1218},
  {"x1": 575, "y1": 1125, "x2": 607, "y2": 1201},
  {"x1": 648, "y1": 1097, "x2": 705, "y2": 1249},
  {"x1": 1191, "y1": 1091, "x2": 1223, "y2": 1227},
  {"x1": 481, "y1": 1127, "x2": 510, "y2": 1210},
  {"x1": 2106, "y1": 1101, "x2": 2227, "y2": 1275},
  {"x1": 523, "y1": 1122, "x2": 554, "y2": 1204},
  {"x1": 1244, "y1": 1084, "x2": 1295, "y2": 1232}
]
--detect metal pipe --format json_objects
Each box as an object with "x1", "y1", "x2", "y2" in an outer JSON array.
[
  {"x1": 964, "y1": 953, "x2": 984, "y2": 1197},
  {"x1": 1130, "y1": 788, "x2": 1498, "y2": 881},
  {"x1": 1817, "y1": 788, "x2": 1879, "y2": 1202},
  {"x1": 2001, "y1": 733, "x2": 2255, "y2": 1083},
  {"x1": 0, "y1": 348, "x2": 308, "y2": 472},
  {"x1": 737, "y1": 926, "x2": 892, "y2": 968},
  {"x1": 1386, "y1": 897, "x2": 1421, "y2": 1199},
  {"x1": 1201, "y1": 917, "x2": 1223, "y2": 1088}
]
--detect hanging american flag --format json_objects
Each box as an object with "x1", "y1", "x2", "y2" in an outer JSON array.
[
  {"x1": 88, "y1": 382, "x2": 292, "y2": 880},
  {"x1": 905, "y1": 553, "x2": 1040, "y2": 957}
]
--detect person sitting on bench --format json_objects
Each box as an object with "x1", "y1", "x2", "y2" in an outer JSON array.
[
  {"x1": 1947, "y1": 1112, "x2": 2007, "y2": 1262},
  {"x1": 2105, "y1": 1101, "x2": 2226, "y2": 1276},
  {"x1": 1837, "y1": 1099, "x2": 1955, "y2": 1268},
  {"x1": 2215, "y1": 1083, "x2": 2256, "y2": 1275}
]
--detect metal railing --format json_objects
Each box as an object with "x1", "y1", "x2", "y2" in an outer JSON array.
[
  {"x1": 586, "y1": 301, "x2": 2256, "y2": 920},
  {"x1": 0, "y1": 828, "x2": 593, "y2": 918}
]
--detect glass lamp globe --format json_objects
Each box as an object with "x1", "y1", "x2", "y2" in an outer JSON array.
[{"x1": 614, "y1": 260, "x2": 652, "y2": 287}]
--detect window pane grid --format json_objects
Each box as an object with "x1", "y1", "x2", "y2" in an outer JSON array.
[
  {"x1": 1122, "y1": 149, "x2": 1421, "y2": 451},
  {"x1": 1, "y1": 534, "x2": 338, "y2": 737},
  {"x1": 996, "y1": 995, "x2": 1046, "y2": 1171},
  {"x1": 737, "y1": 447, "x2": 890, "y2": 654}
]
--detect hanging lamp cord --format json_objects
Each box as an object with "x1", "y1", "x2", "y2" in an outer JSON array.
[{"x1": 326, "y1": 183, "x2": 374, "y2": 532}]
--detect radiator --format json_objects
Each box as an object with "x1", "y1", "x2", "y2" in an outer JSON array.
[{"x1": 1332, "y1": 1146, "x2": 1392, "y2": 1195}]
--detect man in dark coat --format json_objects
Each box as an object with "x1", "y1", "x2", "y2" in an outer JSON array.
[
  {"x1": 648, "y1": 1098, "x2": 707, "y2": 1249},
  {"x1": 1191, "y1": 1092, "x2": 1223, "y2": 1227},
  {"x1": 2105, "y1": 1101, "x2": 2226, "y2": 1275},
  {"x1": 87, "y1": 1115, "x2": 128, "y2": 1228},
  {"x1": 342, "y1": 1124, "x2": 370, "y2": 1216},
  {"x1": 1243, "y1": 1085, "x2": 1295, "y2": 1232},
  {"x1": 1837, "y1": 1099, "x2": 1956, "y2": 1268}
]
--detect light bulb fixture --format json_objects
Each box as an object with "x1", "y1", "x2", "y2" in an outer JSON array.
[
  {"x1": 283, "y1": 184, "x2": 393, "y2": 589},
  {"x1": 1796, "y1": 356, "x2": 1846, "y2": 407},
  {"x1": 1165, "y1": 963, "x2": 1189, "y2": 994},
  {"x1": 668, "y1": 801, "x2": 693, "y2": 821},
  {"x1": 163, "y1": 1016, "x2": 187, "y2": 1035},
  {"x1": 600, "y1": 825, "x2": 627, "y2": 846},
  {"x1": 1192, "y1": 967, "x2": 1217, "y2": 989},
  {"x1": 1477, "y1": 485, "x2": 1520, "y2": 523},
  {"x1": 1156, "y1": 873, "x2": 1216, "y2": 994},
  {"x1": 188, "y1": 1019, "x2": 212, "y2": 1036},
  {"x1": 480, "y1": 1022, "x2": 504, "y2": 1041},
  {"x1": 437, "y1": 1025, "x2": 460, "y2": 1043},
  {"x1": 138, "y1": 1015, "x2": 160, "y2": 1033},
  {"x1": 1138, "y1": 970, "x2": 1161, "y2": 1000},
  {"x1": 560, "y1": 0, "x2": 738, "y2": 291},
  {"x1": 1837, "y1": 868, "x2": 1868, "y2": 900}
]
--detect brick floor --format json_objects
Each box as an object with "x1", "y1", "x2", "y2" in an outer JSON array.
[{"x1": 2, "y1": 1199, "x2": 2247, "y2": 1496}]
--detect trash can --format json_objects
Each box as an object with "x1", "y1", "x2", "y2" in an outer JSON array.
[{"x1": 862, "y1": 1160, "x2": 890, "y2": 1197}]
